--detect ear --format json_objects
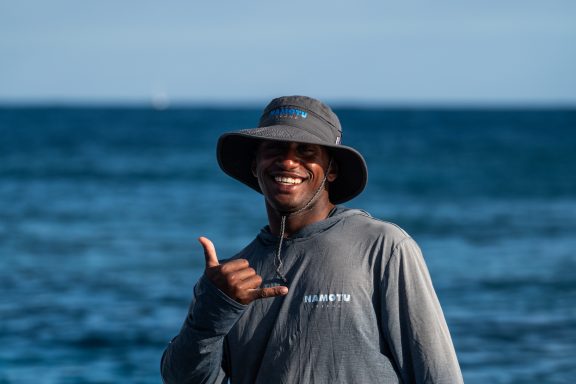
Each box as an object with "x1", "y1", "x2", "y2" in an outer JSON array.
[
  {"x1": 251, "y1": 159, "x2": 258, "y2": 177},
  {"x1": 327, "y1": 159, "x2": 338, "y2": 182}
]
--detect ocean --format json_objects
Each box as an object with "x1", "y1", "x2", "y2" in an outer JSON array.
[{"x1": 1, "y1": 106, "x2": 575, "y2": 383}]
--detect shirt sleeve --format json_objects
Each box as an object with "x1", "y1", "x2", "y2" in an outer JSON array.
[
  {"x1": 381, "y1": 237, "x2": 464, "y2": 384},
  {"x1": 160, "y1": 274, "x2": 247, "y2": 384}
]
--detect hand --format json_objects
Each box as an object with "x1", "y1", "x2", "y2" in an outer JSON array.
[{"x1": 199, "y1": 237, "x2": 289, "y2": 305}]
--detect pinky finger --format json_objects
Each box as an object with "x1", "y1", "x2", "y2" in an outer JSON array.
[{"x1": 250, "y1": 286, "x2": 289, "y2": 300}]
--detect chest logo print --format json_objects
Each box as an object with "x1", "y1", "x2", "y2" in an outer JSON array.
[{"x1": 303, "y1": 293, "x2": 351, "y2": 303}]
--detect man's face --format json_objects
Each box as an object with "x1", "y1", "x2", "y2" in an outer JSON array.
[{"x1": 253, "y1": 141, "x2": 336, "y2": 213}]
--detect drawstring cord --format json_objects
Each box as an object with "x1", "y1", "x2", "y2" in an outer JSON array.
[
  {"x1": 274, "y1": 215, "x2": 288, "y2": 283},
  {"x1": 273, "y1": 159, "x2": 332, "y2": 284}
]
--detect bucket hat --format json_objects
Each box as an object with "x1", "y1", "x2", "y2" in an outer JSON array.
[{"x1": 216, "y1": 95, "x2": 368, "y2": 204}]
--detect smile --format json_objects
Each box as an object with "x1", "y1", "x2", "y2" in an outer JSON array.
[{"x1": 274, "y1": 176, "x2": 303, "y2": 185}]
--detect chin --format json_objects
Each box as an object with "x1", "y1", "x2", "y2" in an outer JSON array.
[
  {"x1": 266, "y1": 197, "x2": 302, "y2": 213},
  {"x1": 270, "y1": 201, "x2": 299, "y2": 212}
]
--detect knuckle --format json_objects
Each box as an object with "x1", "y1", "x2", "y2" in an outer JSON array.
[
  {"x1": 226, "y1": 273, "x2": 238, "y2": 285},
  {"x1": 238, "y1": 258, "x2": 249, "y2": 267},
  {"x1": 219, "y1": 263, "x2": 231, "y2": 274},
  {"x1": 254, "y1": 275, "x2": 263, "y2": 286}
]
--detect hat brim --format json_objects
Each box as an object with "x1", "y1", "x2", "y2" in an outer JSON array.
[{"x1": 217, "y1": 125, "x2": 368, "y2": 204}]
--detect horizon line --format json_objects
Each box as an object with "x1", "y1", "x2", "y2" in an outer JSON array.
[{"x1": 1, "y1": 98, "x2": 576, "y2": 111}]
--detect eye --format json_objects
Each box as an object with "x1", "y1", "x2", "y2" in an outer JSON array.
[
  {"x1": 298, "y1": 145, "x2": 317, "y2": 156},
  {"x1": 258, "y1": 142, "x2": 285, "y2": 156}
]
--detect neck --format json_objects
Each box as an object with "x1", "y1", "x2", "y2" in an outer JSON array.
[{"x1": 266, "y1": 197, "x2": 335, "y2": 238}]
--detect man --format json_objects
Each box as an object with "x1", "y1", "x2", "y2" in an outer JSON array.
[{"x1": 161, "y1": 96, "x2": 463, "y2": 383}]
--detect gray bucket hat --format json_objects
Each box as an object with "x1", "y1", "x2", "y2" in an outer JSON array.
[{"x1": 216, "y1": 95, "x2": 368, "y2": 204}]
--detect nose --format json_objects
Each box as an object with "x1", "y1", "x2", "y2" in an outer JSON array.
[{"x1": 276, "y1": 144, "x2": 300, "y2": 169}]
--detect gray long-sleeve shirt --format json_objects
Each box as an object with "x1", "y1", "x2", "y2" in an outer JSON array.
[{"x1": 161, "y1": 207, "x2": 463, "y2": 383}]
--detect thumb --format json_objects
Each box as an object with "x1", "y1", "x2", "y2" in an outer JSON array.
[{"x1": 198, "y1": 237, "x2": 219, "y2": 268}]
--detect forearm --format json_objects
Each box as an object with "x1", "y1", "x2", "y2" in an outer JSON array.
[{"x1": 161, "y1": 275, "x2": 247, "y2": 384}]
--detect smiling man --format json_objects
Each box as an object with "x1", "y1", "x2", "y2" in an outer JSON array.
[{"x1": 161, "y1": 96, "x2": 463, "y2": 384}]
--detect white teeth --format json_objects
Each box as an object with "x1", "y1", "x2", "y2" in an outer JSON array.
[{"x1": 275, "y1": 176, "x2": 303, "y2": 185}]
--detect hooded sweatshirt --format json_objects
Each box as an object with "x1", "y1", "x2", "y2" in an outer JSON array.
[{"x1": 161, "y1": 207, "x2": 463, "y2": 384}]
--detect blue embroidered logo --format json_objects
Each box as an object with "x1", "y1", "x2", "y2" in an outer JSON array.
[{"x1": 269, "y1": 108, "x2": 308, "y2": 120}]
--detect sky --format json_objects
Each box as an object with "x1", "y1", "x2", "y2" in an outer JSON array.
[{"x1": 1, "y1": 0, "x2": 575, "y2": 106}]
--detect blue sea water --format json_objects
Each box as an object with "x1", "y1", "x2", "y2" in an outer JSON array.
[{"x1": 1, "y1": 106, "x2": 575, "y2": 383}]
